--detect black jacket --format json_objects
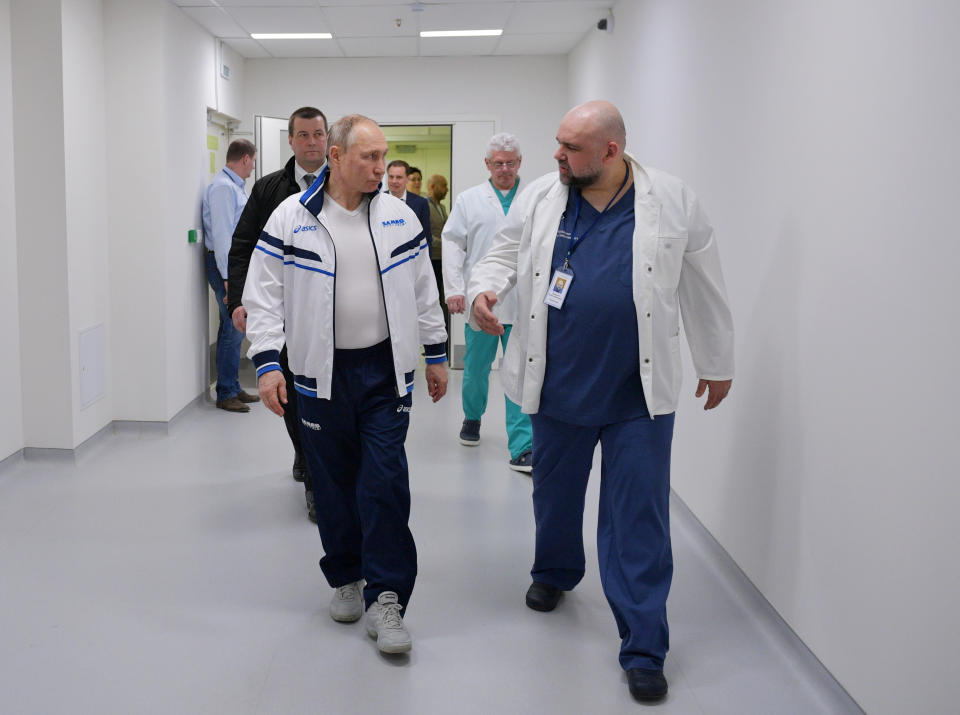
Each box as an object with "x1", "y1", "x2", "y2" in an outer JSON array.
[
  {"x1": 404, "y1": 192, "x2": 432, "y2": 254},
  {"x1": 227, "y1": 156, "x2": 304, "y2": 314}
]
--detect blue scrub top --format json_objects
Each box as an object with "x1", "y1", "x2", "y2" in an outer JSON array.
[{"x1": 538, "y1": 183, "x2": 648, "y2": 426}]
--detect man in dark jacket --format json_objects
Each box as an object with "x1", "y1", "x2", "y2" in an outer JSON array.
[
  {"x1": 385, "y1": 160, "x2": 431, "y2": 253},
  {"x1": 227, "y1": 106, "x2": 327, "y2": 522}
]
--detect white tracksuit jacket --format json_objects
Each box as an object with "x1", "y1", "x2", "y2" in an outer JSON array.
[
  {"x1": 466, "y1": 153, "x2": 734, "y2": 416},
  {"x1": 243, "y1": 168, "x2": 448, "y2": 399}
]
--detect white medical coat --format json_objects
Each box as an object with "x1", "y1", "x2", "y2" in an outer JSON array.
[
  {"x1": 442, "y1": 179, "x2": 519, "y2": 324},
  {"x1": 466, "y1": 154, "x2": 734, "y2": 416}
]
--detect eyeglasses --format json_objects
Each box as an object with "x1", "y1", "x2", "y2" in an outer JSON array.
[{"x1": 489, "y1": 160, "x2": 519, "y2": 169}]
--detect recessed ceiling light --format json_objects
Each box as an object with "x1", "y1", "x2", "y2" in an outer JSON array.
[
  {"x1": 420, "y1": 29, "x2": 503, "y2": 38},
  {"x1": 250, "y1": 33, "x2": 333, "y2": 40}
]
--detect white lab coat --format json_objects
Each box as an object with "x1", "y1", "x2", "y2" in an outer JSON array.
[
  {"x1": 442, "y1": 179, "x2": 519, "y2": 324},
  {"x1": 466, "y1": 153, "x2": 734, "y2": 416}
]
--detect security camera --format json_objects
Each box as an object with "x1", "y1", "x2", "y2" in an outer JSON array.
[{"x1": 597, "y1": 12, "x2": 614, "y2": 33}]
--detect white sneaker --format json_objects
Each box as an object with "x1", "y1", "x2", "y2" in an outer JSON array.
[
  {"x1": 365, "y1": 591, "x2": 412, "y2": 653},
  {"x1": 329, "y1": 580, "x2": 364, "y2": 623}
]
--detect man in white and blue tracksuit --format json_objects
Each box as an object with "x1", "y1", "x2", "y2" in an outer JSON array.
[
  {"x1": 243, "y1": 115, "x2": 448, "y2": 655},
  {"x1": 468, "y1": 102, "x2": 734, "y2": 702}
]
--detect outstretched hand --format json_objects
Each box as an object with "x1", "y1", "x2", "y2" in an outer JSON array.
[{"x1": 472, "y1": 291, "x2": 504, "y2": 336}]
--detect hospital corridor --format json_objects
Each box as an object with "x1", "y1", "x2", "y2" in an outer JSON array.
[{"x1": 1, "y1": 0, "x2": 957, "y2": 713}]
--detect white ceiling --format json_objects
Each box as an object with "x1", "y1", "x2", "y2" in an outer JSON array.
[{"x1": 169, "y1": 1, "x2": 613, "y2": 59}]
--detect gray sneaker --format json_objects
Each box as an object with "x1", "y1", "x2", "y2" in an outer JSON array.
[
  {"x1": 329, "y1": 580, "x2": 364, "y2": 623},
  {"x1": 365, "y1": 591, "x2": 412, "y2": 653}
]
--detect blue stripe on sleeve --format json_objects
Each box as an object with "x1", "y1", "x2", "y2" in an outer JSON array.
[
  {"x1": 381, "y1": 251, "x2": 419, "y2": 274},
  {"x1": 283, "y1": 260, "x2": 334, "y2": 276},
  {"x1": 389, "y1": 236, "x2": 422, "y2": 258},
  {"x1": 255, "y1": 245, "x2": 282, "y2": 260},
  {"x1": 253, "y1": 349, "x2": 282, "y2": 372},
  {"x1": 285, "y1": 245, "x2": 323, "y2": 262},
  {"x1": 258, "y1": 231, "x2": 283, "y2": 250},
  {"x1": 424, "y1": 342, "x2": 447, "y2": 359}
]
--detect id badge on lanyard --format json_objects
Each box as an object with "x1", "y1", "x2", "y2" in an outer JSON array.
[
  {"x1": 543, "y1": 161, "x2": 630, "y2": 311},
  {"x1": 543, "y1": 267, "x2": 574, "y2": 308}
]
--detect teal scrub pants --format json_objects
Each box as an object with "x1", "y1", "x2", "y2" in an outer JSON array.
[{"x1": 462, "y1": 323, "x2": 533, "y2": 459}]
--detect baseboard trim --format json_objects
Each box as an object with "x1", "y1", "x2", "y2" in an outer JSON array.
[
  {"x1": 8, "y1": 393, "x2": 206, "y2": 467},
  {"x1": 0, "y1": 448, "x2": 24, "y2": 471},
  {"x1": 670, "y1": 491, "x2": 865, "y2": 714}
]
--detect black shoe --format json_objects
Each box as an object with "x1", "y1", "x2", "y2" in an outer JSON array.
[
  {"x1": 459, "y1": 419, "x2": 480, "y2": 446},
  {"x1": 627, "y1": 668, "x2": 668, "y2": 702},
  {"x1": 292, "y1": 453, "x2": 307, "y2": 482},
  {"x1": 525, "y1": 581, "x2": 562, "y2": 612},
  {"x1": 306, "y1": 490, "x2": 317, "y2": 524},
  {"x1": 508, "y1": 449, "x2": 533, "y2": 473}
]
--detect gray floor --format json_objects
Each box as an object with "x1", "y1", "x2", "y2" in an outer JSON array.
[{"x1": 0, "y1": 370, "x2": 861, "y2": 714}]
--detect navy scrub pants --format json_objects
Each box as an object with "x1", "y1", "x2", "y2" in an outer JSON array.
[
  {"x1": 529, "y1": 411, "x2": 676, "y2": 672},
  {"x1": 296, "y1": 339, "x2": 417, "y2": 611}
]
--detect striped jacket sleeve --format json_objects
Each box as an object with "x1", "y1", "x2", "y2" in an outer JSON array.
[{"x1": 242, "y1": 203, "x2": 288, "y2": 378}]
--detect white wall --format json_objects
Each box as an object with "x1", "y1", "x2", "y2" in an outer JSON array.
[
  {"x1": 241, "y1": 56, "x2": 568, "y2": 186},
  {"x1": 569, "y1": 2, "x2": 960, "y2": 713},
  {"x1": 104, "y1": 0, "x2": 168, "y2": 422},
  {"x1": 0, "y1": 0, "x2": 23, "y2": 461},
  {"x1": 0, "y1": 0, "x2": 246, "y2": 454},
  {"x1": 10, "y1": 0, "x2": 74, "y2": 449},
  {"x1": 217, "y1": 42, "x2": 245, "y2": 122},
  {"x1": 105, "y1": 0, "x2": 245, "y2": 422},
  {"x1": 62, "y1": 0, "x2": 112, "y2": 444},
  {"x1": 162, "y1": 2, "x2": 219, "y2": 418}
]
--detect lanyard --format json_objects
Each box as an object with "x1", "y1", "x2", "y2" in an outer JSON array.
[{"x1": 561, "y1": 160, "x2": 631, "y2": 270}]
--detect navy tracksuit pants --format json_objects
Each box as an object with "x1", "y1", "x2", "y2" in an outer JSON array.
[
  {"x1": 296, "y1": 340, "x2": 416, "y2": 611},
  {"x1": 530, "y1": 411, "x2": 676, "y2": 672}
]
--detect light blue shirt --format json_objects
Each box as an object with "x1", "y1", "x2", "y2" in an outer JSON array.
[{"x1": 202, "y1": 166, "x2": 248, "y2": 279}]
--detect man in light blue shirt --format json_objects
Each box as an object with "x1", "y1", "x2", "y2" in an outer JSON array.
[{"x1": 202, "y1": 138, "x2": 257, "y2": 412}]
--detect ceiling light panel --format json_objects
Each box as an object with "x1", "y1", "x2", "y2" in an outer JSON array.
[
  {"x1": 314, "y1": 0, "x2": 463, "y2": 5},
  {"x1": 419, "y1": 36, "x2": 500, "y2": 56},
  {"x1": 420, "y1": 30, "x2": 502, "y2": 37},
  {"x1": 418, "y1": 3, "x2": 512, "y2": 33},
  {"x1": 226, "y1": 6, "x2": 330, "y2": 35},
  {"x1": 250, "y1": 33, "x2": 333, "y2": 40},
  {"x1": 254, "y1": 38, "x2": 344, "y2": 58},
  {"x1": 216, "y1": 0, "x2": 318, "y2": 6}
]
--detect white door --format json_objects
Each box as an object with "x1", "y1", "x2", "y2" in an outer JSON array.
[
  {"x1": 206, "y1": 119, "x2": 230, "y2": 379},
  {"x1": 255, "y1": 115, "x2": 292, "y2": 179}
]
